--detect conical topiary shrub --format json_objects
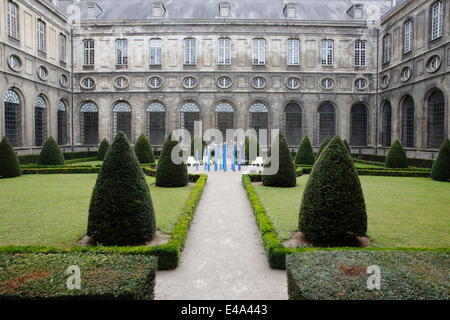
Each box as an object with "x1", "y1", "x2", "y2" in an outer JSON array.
[
  {"x1": 134, "y1": 134, "x2": 155, "y2": 164},
  {"x1": 0, "y1": 136, "x2": 21, "y2": 178},
  {"x1": 385, "y1": 140, "x2": 408, "y2": 169},
  {"x1": 295, "y1": 136, "x2": 315, "y2": 165},
  {"x1": 37, "y1": 137, "x2": 65, "y2": 165},
  {"x1": 299, "y1": 136, "x2": 367, "y2": 244},
  {"x1": 97, "y1": 139, "x2": 110, "y2": 161},
  {"x1": 316, "y1": 136, "x2": 333, "y2": 159},
  {"x1": 431, "y1": 139, "x2": 450, "y2": 182},
  {"x1": 156, "y1": 134, "x2": 188, "y2": 188},
  {"x1": 343, "y1": 139, "x2": 351, "y2": 154},
  {"x1": 263, "y1": 134, "x2": 297, "y2": 188},
  {"x1": 87, "y1": 131, "x2": 156, "y2": 245}
]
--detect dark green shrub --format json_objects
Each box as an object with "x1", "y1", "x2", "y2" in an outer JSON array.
[
  {"x1": 431, "y1": 139, "x2": 450, "y2": 182},
  {"x1": 97, "y1": 139, "x2": 110, "y2": 161},
  {"x1": 156, "y1": 134, "x2": 188, "y2": 187},
  {"x1": 87, "y1": 131, "x2": 156, "y2": 246},
  {"x1": 0, "y1": 136, "x2": 21, "y2": 178},
  {"x1": 299, "y1": 136, "x2": 367, "y2": 244},
  {"x1": 37, "y1": 137, "x2": 65, "y2": 165},
  {"x1": 316, "y1": 136, "x2": 333, "y2": 159},
  {"x1": 263, "y1": 134, "x2": 297, "y2": 188},
  {"x1": 385, "y1": 140, "x2": 408, "y2": 169},
  {"x1": 134, "y1": 134, "x2": 155, "y2": 164},
  {"x1": 343, "y1": 139, "x2": 351, "y2": 154},
  {"x1": 295, "y1": 136, "x2": 315, "y2": 165}
]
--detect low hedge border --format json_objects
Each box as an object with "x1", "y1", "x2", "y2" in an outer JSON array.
[
  {"x1": 21, "y1": 165, "x2": 158, "y2": 175},
  {"x1": 242, "y1": 174, "x2": 448, "y2": 269},
  {"x1": 294, "y1": 166, "x2": 430, "y2": 178},
  {"x1": 0, "y1": 174, "x2": 208, "y2": 270},
  {"x1": 0, "y1": 253, "x2": 157, "y2": 300},
  {"x1": 18, "y1": 151, "x2": 98, "y2": 165}
]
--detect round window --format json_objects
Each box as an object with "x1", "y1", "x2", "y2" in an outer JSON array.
[
  {"x1": 148, "y1": 76, "x2": 163, "y2": 89},
  {"x1": 320, "y1": 78, "x2": 335, "y2": 90},
  {"x1": 114, "y1": 77, "x2": 129, "y2": 89},
  {"x1": 286, "y1": 77, "x2": 301, "y2": 90},
  {"x1": 60, "y1": 74, "x2": 69, "y2": 87},
  {"x1": 381, "y1": 74, "x2": 390, "y2": 89},
  {"x1": 354, "y1": 78, "x2": 368, "y2": 90},
  {"x1": 81, "y1": 77, "x2": 96, "y2": 90},
  {"x1": 251, "y1": 77, "x2": 266, "y2": 89},
  {"x1": 37, "y1": 66, "x2": 48, "y2": 81},
  {"x1": 8, "y1": 55, "x2": 22, "y2": 71},
  {"x1": 400, "y1": 66, "x2": 412, "y2": 82},
  {"x1": 217, "y1": 76, "x2": 232, "y2": 89},
  {"x1": 182, "y1": 76, "x2": 198, "y2": 89},
  {"x1": 426, "y1": 55, "x2": 442, "y2": 73}
]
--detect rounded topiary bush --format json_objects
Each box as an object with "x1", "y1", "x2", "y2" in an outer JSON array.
[
  {"x1": 134, "y1": 134, "x2": 155, "y2": 164},
  {"x1": 431, "y1": 139, "x2": 450, "y2": 182},
  {"x1": 0, "y1": 136, "x2": 22, "y2": 178},
  {"x1": 385, "y1": 140, "x2": 408, "y2": 169},
  {"x1": 263, "y1": 133, "x2": 297, "y2": 188},
  {"x1": 295, "y1": 136, "x2": 314, "y2": 165},
  {"x1": 299, "y1": 136, "x2": 367, "y2": 244},
  {"x1": 156, "y1": 134, "x2": 188, "y2": 188},
  {"x1": 316, "y1": 136, "x2": 333, "y2": 159},
  {"x1": 97, "y1": 139, "x2": 110, "y2": 161},
  {"x1": 37, "y1": 137, "x2": 65, "y2": 165},
  {"x1": 87, "y1": 131, "x2": 156, "y2": 245}
]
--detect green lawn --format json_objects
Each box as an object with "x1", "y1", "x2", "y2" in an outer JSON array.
[
  {"x1": 0, "y1": 175, "x2": 193, "y2": 247},
  {"x1": 254, "y1": 176, "x2": 450, "y2": 248}
]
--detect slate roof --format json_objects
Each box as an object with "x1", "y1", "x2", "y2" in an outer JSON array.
[{"x1": 53, "y1": 0, "x2": 393, "y2": 21}]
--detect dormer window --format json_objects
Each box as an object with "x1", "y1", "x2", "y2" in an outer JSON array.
[
  {"x1": 284, "y1": 3, "x2": 297, "y2": 18},
  {"x1": 152, "y1": 2, "x2": 166, "y2": 17},
  {"x1": 219, "y1": 2, "x2": 230, "y2": 17},
  {"x1": 86, "y1": 2, "x2": 103, "y2": 19},
  {"x1": 347, "y1": 4, "x2": 364, "y2": 19}
]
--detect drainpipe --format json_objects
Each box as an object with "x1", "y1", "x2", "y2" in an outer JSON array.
[
  {"x1": 70, "y1": 28, "x2": 74, "y2": 152},
  {"x1": 374, "y1": 27, "x2": 380, "y2": 154}
]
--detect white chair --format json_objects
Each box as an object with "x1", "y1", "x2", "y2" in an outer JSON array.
[{"x1": 251, "y1": 157, "x2": 264, "y2": 167}]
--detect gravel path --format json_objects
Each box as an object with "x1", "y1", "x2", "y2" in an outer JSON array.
[{"x1": 155, "y1": 169, "x2": 287, "y2": 300}]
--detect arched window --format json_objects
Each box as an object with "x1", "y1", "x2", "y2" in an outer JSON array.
[
  {"x1": 57, "y1": 100, "x2": 68, "y2": 145},
  {"x1": 380, "y1": 102, "x2": 392, "y2": 147},
  {"x1": 318, "y1": 102, "x2": 336, "y2": 144},
  {"x1": 34, "y1": 96, "x2": 47, "y2": 146},
  {"x1": 284, "y1": 103, "x2": 303, "y2": 147},
  {"x1": 4, "y1": 89, "x2": 22, "y2": 147},
  {"x1": 350, "y1": 103, "x2": 369, "y2": 146},
  {"x1": 181, "y1": 102, "x2": 200, "y2": 137},
  {"x1": 401, "y1": 96, "x2": 415, "y2": 148},
  {"x1": 249, "y1": 103, "x2": 269, "y2": 145},
  {"x1": 80, "y1": 102, "x2": 99, "y2": 145},
  {"x1": 428, "y1": 90, "x2": 445, "y2": 149},
  {"x1": 147, "y1": 102, "x2": 166, "y2": 146},
  {"x1": 215, "y1": 103, "x2": 234, "y2": 139},
  {"x1": 113, "y1": 102, "x2": 132, "y2": 140}
]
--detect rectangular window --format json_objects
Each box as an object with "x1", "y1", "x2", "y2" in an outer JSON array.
[
  {"x1": 355, "y1": 40, "x2": 367, "y2": 66},
  {"x1": 7, "y1": 1, "x2": 18, "y2": 39},
  {"x1": 37, "y1": 19, "x2": 46, "y2": 53},
  {"x1": 403, "y1": 20, "x2": 412, "y2": 53},
  {"x1": 184, "y1": 38, "x2": 196, "y2": 65},
  {"x1": 431, "y1": 1, "x2": 443, "y2": 40},
  {"x1": 253, "y1": 39, "x2": 266, "y2": 65},
  {"x1": 83, "y1": 40, "x2": 95, "y2": 66},
  {"x1": 59, "y1": 34, "x2": 67, "y2": 62},
  {"x1": 116, "y1": 39, "x2": 128, "y2": 65},
  {"x1": 287, "y1": 39, "x2": 300, "y2": 65},
  {"x1": 150, "y1": 39, "x2": 162, "y2": 65},
  {"x1": 218, "y1": 38, "x2": 231, "y2": 65},
  {"x1": 382, "y1": 35, "x2": 391, "y2": 64},
  {"x1": 320, "y1": 40, "x2": 334, "y2": 66}
]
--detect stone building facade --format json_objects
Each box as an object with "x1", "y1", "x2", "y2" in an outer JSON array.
[{"x1": 0, "y1": 0, "x2": 448, "y2": 159}]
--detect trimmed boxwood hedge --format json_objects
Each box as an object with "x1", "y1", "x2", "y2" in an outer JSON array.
[
  {"x1": 0, "y1": 136, "x2": 22, "y2": 178},
  {"x1": 431, "y1": 139, "x2": 450, "y2": 182},
  {"x1": 0, "y1": 253, "x2": 157, "y2": 300},
  {"x1": 97, "y1": 139, "x2": 110, "y2": 161},
  {"x1": 87, "y1": 132, "x2": 156, "y2": 246},
  {"x1": 37, "y1": 137, "x2": 65, "y2": 165},
  {"x1": 135, "y1": 134, "x2": 155, "y2": 164},
  {"x1": 156, "y1": 134, "x2": 188, "y2": 187},
  {"x1": 0, "y1": 174, "x2": 207, "y2": 270},
  {"x1": 385, "y1": 140, "x2": 408, "y2": 169},
  {"x1": 295, "y1": 136, "x2": 315, "y2": 165},
  {"x1": 18, "y1": 151, "x2": 97, "y2": 165},
  {"x1": 287, "y1": 250, "x2": 449, "y2": 300},
  {"x1": 316, "y1": 136, "x2": 333, "y2": 159}
]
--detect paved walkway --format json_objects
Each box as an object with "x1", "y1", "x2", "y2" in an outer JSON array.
[{"x1": 155, "y1": 169, "x2": 287, "y2": 300}]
